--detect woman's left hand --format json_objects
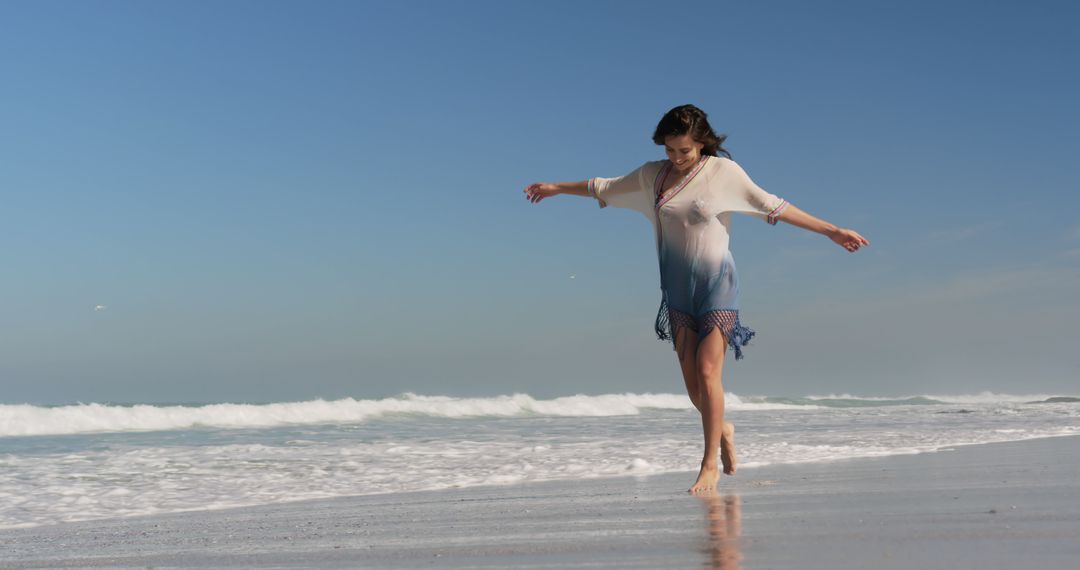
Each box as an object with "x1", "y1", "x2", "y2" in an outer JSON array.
[{"x1": 829, "y1": 228, "x2": 869, "y2": 252}]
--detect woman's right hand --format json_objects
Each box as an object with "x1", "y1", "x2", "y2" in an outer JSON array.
[
  {"x1": 828, "y1": 227, "x2": 870, "y2": 252},
  {"x1": 524, "y1": 183, "x2": 561, "y2": 204}
]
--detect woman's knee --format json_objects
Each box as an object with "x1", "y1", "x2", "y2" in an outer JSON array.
[
  {"x1": 697, "y1": 374, "x2": 723, "y2": 398},
  {"x1": 696, "y1": 360, "x2": 723, "y2": 383},
  {"x1": 695, "y1": 351, "x2": 726, "y2": 394},
  {"x1": 696, "y1": 332, "x2": 727, "y2": 377}
]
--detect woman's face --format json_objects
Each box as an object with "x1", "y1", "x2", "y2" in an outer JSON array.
[{"x1": 664, "y1": 134, "x2": 705, "y2": 174}]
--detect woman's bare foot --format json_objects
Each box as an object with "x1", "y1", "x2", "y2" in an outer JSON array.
[
  {"x1": 720, "y1": 422, "x2": 737, "y2": 475},
  {"x1": 689, "y1": 461, "x2": 720, "y2": 494}
]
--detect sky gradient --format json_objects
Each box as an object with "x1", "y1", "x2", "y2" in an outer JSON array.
[{"x1": 2, "y1": 0, "x2": 1078, "y2": 404}]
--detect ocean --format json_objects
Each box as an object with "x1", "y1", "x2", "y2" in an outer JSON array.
[{"x1": 1, "y1": 392, "x2": 1077, "y2": 529}]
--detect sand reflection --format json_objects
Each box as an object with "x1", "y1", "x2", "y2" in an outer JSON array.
[{"x1": 698, "y1": 492, "x2": 742, "y2": 569}]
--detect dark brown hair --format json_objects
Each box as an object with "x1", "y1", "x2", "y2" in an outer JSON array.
[{"x1": 652, "y1": 104, "x2": 730, "y2": 158}]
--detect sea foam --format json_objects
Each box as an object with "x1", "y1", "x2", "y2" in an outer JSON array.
[
  {"x1": 1, "y1": 391, "x2": 1073, "y2": 438},
  {"x1": 0, "y1": 393, "x2": 692, "y2": 437},
  {"x1": 1, "y1": 392, "x2": 1078, "y2": 529}
]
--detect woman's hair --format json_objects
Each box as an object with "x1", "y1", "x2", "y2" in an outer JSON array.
[{"x1": 652, "y1": 104, "x2": 731, "y2": 158}]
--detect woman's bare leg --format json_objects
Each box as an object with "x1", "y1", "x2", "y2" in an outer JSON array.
[
  {"x1": 689, "y1": 329, "x2": 731, "y2": 493},
  {"x1": 674, "y1": 327, "x2": 702, "y2": 413}
]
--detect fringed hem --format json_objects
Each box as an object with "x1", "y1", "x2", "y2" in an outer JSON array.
[
  {"x1": 655, "y1": 301, "x2": 757, "y2": 360},
  {"x1": 700, "y1": 318, "x2": 756, "y2": 360},
  {"x1": 655, "y1": 298, "x2": 673, "y2": 342}
]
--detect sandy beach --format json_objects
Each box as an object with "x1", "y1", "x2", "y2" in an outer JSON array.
[{"x1": 2, "y1": 435, "x2": 1079, "y2": 569}]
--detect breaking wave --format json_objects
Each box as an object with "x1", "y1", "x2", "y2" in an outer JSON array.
[{"x1": 1, "y1": 391, "x2": 1073, "y2": 438}]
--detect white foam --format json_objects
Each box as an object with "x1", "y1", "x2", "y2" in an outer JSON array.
[
  {"x1": 1, "y1": 403, "x2": 1078, "y2": 529},
  {"x1": 929, "y1": 392, "x2": 1064, "y2": 404},
  {"x1": 726, "y1": 394, "x2": 822, "y2": 410},
  {"x1": 805, "y1": 392, "x2": 1065, "y2": 404},
  {"x1": 806, "y1": 393, "x2": 915, "y2": 401},
  {"x1": 0, "y1": 392, "x2": 820, "y2": 438},
  {"x1": 0, "y1": 393, "x2": 688, "y2": 437}
]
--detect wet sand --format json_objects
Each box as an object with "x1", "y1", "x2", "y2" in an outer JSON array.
[{"x1": 2, "y1": 436, "x2": 1079, "y2": 569}]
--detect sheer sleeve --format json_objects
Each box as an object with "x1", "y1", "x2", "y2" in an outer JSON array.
[
  {"x1": 588, "y1": 162, "x2": 657, "y2": 218},
  {"x1": 722, "y1": 159, "x2": 788, "y2": 225}
]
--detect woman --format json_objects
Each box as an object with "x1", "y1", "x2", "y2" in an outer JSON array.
[{"x1": 524, "y1": 105, "x2": 868, "y2": 493}]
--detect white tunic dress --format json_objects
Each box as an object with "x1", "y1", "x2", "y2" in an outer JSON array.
[{"x1": 588, "y1": 155, "x2": 787, "y2": 359}]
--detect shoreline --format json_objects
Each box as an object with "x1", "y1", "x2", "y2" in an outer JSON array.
[
  {"x1": 5, "y1": 431, "x2": 1077, "y2": 533},
  {"x1": 3, "y1": 435, "x2": 1080, "y2": 568}
]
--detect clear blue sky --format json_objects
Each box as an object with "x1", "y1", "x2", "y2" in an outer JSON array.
[{"x1": 2, "y1": 0, "x2": 1078, "y2": 404}]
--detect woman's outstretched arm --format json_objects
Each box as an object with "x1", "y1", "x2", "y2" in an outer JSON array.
[
  {"x1": 523, "y1": 181, "x2": 590, "y2": 204},
  {"x1": 774, "y1": 204, "x2": 869, "y2": 253}
]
